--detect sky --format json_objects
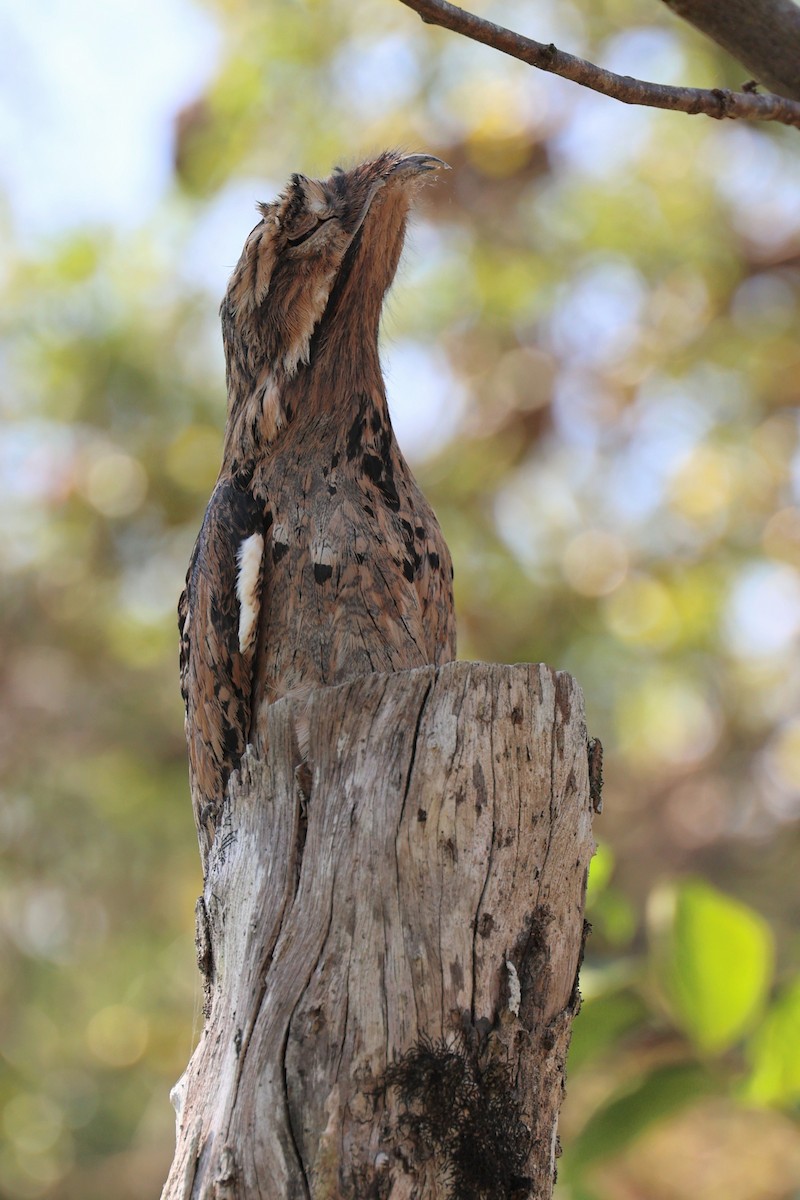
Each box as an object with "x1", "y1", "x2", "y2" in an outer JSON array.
[{"x1": 0, "y1": 0, "x2": 220, "y2": 238}]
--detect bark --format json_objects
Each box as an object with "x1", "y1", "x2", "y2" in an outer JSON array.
[
  {"x1": 161, "y1": 661, "x2": 595, "y2": 1200},
  {"x1": 660, "y1": 0, "x2": 800, "y2": 101}
]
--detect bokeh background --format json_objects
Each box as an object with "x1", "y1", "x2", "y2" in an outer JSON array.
[{"x1": 2, "y1": 0, "x2": 800, "y2": 1196}]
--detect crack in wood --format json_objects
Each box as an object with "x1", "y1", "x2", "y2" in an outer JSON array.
[{"x1": 161, "y1": 664, "x2": 594, "y2": 1200}]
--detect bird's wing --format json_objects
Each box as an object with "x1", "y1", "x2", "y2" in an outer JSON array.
[{"x1": 179, "y1": 469, "x2": 267, "y2": 858}]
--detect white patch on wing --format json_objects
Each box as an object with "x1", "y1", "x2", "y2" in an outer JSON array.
[{"x1": 236, "y1": 533, "x2": 264, "y2": 653}]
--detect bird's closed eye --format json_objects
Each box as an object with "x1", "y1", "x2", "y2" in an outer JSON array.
[{"x1": 286, "y1": 215, "x2": 334, "y2": 246}]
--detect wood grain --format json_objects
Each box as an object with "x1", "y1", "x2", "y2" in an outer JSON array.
[{"x1": 162, "y1": 662, "x2": 594, "y2": 1200}]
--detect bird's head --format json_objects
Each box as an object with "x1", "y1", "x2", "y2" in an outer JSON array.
[{"x1": 220, "y1": 151, "x2": 448, "y2": 455}]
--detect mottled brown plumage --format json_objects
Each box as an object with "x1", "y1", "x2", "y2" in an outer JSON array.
[{"x1": 179, "y1": 151, "x2": 456, "y2": 865}]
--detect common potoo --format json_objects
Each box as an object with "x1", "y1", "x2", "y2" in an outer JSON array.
[{"x1": 179, "y1": 151, "x2": 456, "y2": 867}]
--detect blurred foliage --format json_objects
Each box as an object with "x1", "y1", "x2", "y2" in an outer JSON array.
[
  {"x1": 651, "y1": 878, "x2": 774, "y2": 1054},
  {"x1": 1, "y1": 0, "x2": 800, "y2": 1197}
]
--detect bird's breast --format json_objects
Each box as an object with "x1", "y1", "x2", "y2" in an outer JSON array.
[{"x1": 248, "y1": 427, "x2": 455, "y2": 739}]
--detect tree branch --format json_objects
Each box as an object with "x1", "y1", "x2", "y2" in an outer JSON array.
[
  {"x1": 397, "y1": 0, "x2": 800, "y2": 130},
  {"x1": 661, "y1": 0, "x2": 800, "y2": 102}
]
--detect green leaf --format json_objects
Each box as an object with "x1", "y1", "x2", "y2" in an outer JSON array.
[
  {"x1": 743, "y1": 976, "x2": 800, "y2": 1107},
  {"x1": 567, "y1": 987, "x2": 648, "y2": 1074},
  {"x1": 651, "y1": 880, "x2": 774, "y2": 1054},
  {"x1": 585, "y1": 841, "x2": 615, "y2": 902},
  {"x1": 591, "y1": 889, "x2": 638, "y2": 947},
  {"x1": 562, "y1": 1062, "x2": 715, "y2": 1177},
  {"x1": 586, "y1": 843, "x2": 638, "y2": 945}
]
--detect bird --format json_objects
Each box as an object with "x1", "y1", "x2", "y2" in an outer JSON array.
[{"x1": 179, "y1": 151, "x2": 457, "y2": 868}]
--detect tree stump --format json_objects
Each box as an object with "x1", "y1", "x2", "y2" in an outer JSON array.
[{"x1": 161, "y1": 661, "x2": 594, "y2": 1200}]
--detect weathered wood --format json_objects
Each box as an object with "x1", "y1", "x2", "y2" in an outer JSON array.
[{"x1": 162, "y1": 661, "x2": 594, "y2": 1200}]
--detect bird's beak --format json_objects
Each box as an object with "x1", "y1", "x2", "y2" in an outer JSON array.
[{"x1": 391, "y1": 154, "x2": 451, "y2": 177}]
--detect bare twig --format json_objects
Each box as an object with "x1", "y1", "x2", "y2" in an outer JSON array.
[{"x1": 397, "y1": 0, "x2": 800, "y2": 130}]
